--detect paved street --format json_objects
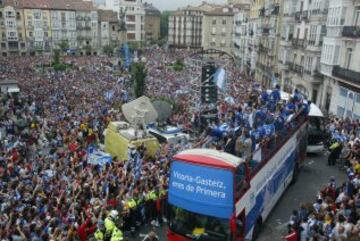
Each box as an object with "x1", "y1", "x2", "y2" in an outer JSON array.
[
  {"x1": 257, "y1": 152, "x2": 346, "y2": 241},
  {"x1": 126, "y1": 152, "x2": 346, "y2": 241}
]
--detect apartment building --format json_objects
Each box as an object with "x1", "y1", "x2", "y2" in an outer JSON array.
[
  {"x1": 143, "y1": 2, "x2": 160, "y2": 42},
  {"x1": 202, "y1": 7, "x2": 234, "y2": 53},
  {"x1": 104, "y1": 0, "x2": 145, "y2": 42},
  {"x1": 50, "y1": 1, "x2": 77, "y2": 50},
  {"x1": 254, "y1": 0, "x2": 281, "y2": 88},
  {"x1": 0, "y1": 0, "x2": 27, "y2": 56},
  {"x1": 98, "y1": 10, "x2": 120, "y2": 49},
  {"x1": 320, "y1": 0, "x2": 360, "y2": 118},
  {"x1": 168, "y1": 2, "x2": 220, "y2": 48},
  {"x1": 233, "y1": 4, "x2": 253, "y2": 74},
  {"x1": 0, "y1": 0, "x2": 122, "y2": 56},
  {"x1": 72, "y1": 1, "x2": 100, "y2": 55},
  {"x1": 278, "y1": 0, "x2": 327, "y2": 104},
  {"x1": 22, "y1": 0, "x2": 53, "y2": 54}
]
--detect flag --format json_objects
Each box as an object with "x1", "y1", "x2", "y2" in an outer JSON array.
[
  {"x1": 104, "y1": 90, "x2": 114, "y2": 101},
  {"x1": 87, "y1": 147, "x2": 112, "y2": 166},
  {"x1": 214, "y1": 68, "x2": 226, "y2": 90}
]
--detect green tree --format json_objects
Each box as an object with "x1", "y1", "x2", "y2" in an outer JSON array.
[
  {"x1": 58, "y1": 39, "x2": 69, "y2": 53},
  {"x1": 131, "y1": 62, "x2": 147, "y2": 98},
  {"x1": 52, "y1": 49, "x2": 60, "y2": 65},
  {"x1": 83, "y1": 45, "x2": 92, "y2": 55},
  {"x1": 103, "y1": 45, "x2": 114, "y2": 56},
  {"x1": 160, "y1": 11, "x2": 170, "y2": 39},
  {"x1": 52, "y1": 49, "x2": 66, "y2": 72}
]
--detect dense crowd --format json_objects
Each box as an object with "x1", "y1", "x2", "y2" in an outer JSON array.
[
  {"x1": 0, "y1": 47, "x2": 253, "y2": 241},
  {"x1": 0, "y1": 52, "x2": 175, "y2": 241},
  {"x1": 0, "y1": 46, "x2": 314, "y2": 241},
  {"x1": 286, "y1": 117, "x2": 360, "y2": 241}
]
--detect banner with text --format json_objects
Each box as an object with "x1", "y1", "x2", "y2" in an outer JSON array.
[{"x1": 168, "y1": 160, "x2": 233, "y2": 219}]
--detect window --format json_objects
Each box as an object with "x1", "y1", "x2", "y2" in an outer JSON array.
[
  {"x1": 29, "y1": 31, "x2": 33, "y2": 37},
  {"x1": 345, "y1": 48, "x2": 352, "y2": 69},
  {"x1": 44, "y1": 32, "x2": 48, "y2": 37},
  {"x1": 1, "y1": 43, "x2": 6, "y2": 49},
  {"x1": 356, "y1": 94, "x2": 360, "y2": 103},
  {"x1": 222, "y1": 19, "x2": 226, "y2": 25},
  {"x1": 339, "y1": 87, "x2": 348, "y2": 97},
  {"x1": 16, "y1": 12, "x2": 20, "y2": 20},
  {"x1": 212, "y1": 19, "x2": 216, "y2": 25},
  {"x1": 0, "y1": 12, "x2": 2, "y2": 18},
  {"x1": 333, "y1": 45, "x2": 340, "y2": 65},
  {"x1": 336, "y1": 106, "x2": 345, "y2": 117}
]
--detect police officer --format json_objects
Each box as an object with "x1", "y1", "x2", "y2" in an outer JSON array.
[
  {"x1": 104, "y1": 210, "x2": 123, "y2": 241},
  {"x1": 110, "y1": 226, "x2": 124, "y2": 241},
  {"x1": 94, "y1": 220, "x2": 106, "y2": 241},
  {"x1": 127, "y1": 195, "x2": 137, "y2": 237}
]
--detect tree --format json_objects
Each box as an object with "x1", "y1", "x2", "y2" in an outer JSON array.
[
  {"x1": 131, "y1": 62, "x2": 147, "y2": 98},
  {"x1": 52, "y1": 49, "x2": 66, "y2": 72},
  {"x1": 52, "y1": 49, "x2": 60, "y2": 65},
  {"x1": 103, "y1": 45, "x2": 114, "y2": 56},
  {"x1": 160, "y1": 11, "x2": 170, "y2": 39},
  {"x1": 83, "y1": 45, "x2": 92, "y2": 55},
  {"x1": 58, "y1": 39, "x2": 69, "y2": 53}
]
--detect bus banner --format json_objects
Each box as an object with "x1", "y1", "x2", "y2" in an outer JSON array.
[{"x1": 169, "y1": 160, "x2": 233, "y2": 218}]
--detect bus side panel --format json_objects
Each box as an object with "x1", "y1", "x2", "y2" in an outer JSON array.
[{"x1": 235, "y1": 123, "x2": 307, "y2": 240}]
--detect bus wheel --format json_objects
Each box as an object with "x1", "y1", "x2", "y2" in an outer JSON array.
[
  {"x1": 252, "y1": 218, "x2": 262, "y2": 241},
  {"x1": 290, "y1": 163, "x2": 299, "y2": 185}
]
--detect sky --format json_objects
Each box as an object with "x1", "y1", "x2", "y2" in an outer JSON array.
[{"x1": 93, "y1": 0, "x2": 227, "y2": 11}]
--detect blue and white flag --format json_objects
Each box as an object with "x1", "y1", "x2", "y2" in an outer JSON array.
[
  {"x1": 213, "y1": 68, "x2": 226, "y2": 90},
  {"x1": 104, "y1": 90, "x2": 115, "y2": 101},
  {"x1": 87, "y1": 147, "x2": 112, "y2": 166}
]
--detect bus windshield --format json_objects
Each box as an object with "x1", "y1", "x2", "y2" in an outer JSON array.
[
  {"x1": 169, "y1": 204, "x2": 231, "y2": 241},
  {"x1": 308, "y1": 116, "x2": 325, "y2": 145}
]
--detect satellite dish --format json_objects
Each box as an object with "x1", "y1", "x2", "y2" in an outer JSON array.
[
  {"x1": 152, "y1": 100, "x2": 173, "y2": 123},
  {"x1": 122, "y1": 96, "x2": 158, "y2": 132}
]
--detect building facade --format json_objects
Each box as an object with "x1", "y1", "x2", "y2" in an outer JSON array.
[
  {"x1": 320, "y1": 0, "x2": 360, "y2": 118},
  {"x1": 278, "y1": 0, "x2": 328, "y2": 104},
  {"x1": 233, "y1": 4, "x2": 253, "y2": 74},
  {"x1": 168, "y1": 7, "x2": 204, "y2": 48},
  {"x1": 254, "y1": 0, "x2": 281, "y2": 88},
  {"x1": 22, "y1": 1, "x2": 52, "y2": 54},
  {"x1": 202, "y1": 7, "x2": 234, "y2": 53},
  {"x1": 98, "y1": 9, "x2": 120, "y2": 49},
  {"x1": 144, "y1": 2, "x2": 160, "y2": 42},
  {"x1": 0, "y1": 0, "x2": 27, "y2": 56},
  {"x1": 0, "y1": 0, "x2": 121, "y2": 56},
  {"x1": 104, "y1": 0, "x2": 145, "y2": 42}
]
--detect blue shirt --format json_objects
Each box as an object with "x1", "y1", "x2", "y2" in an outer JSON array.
[
  {"x1": 270, "y1": 89, "x2": 281, "y2": 103},
  {"x1": 263, "y1": 124, "x2": 275, "y2": 136}
]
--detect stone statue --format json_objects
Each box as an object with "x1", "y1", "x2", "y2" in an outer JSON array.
[{"x1": 118, "y1": 8, "x2": 127, "y2": 32}]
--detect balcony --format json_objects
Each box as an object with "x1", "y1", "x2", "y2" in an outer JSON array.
[
  {"x1": 301, "y1": 11, "x2": 309, "y2": 22},
  {"x1": 295, "y1": 12, "x2": 301, "y2": 21},
  {"x1": 259, "y1": 7, "x2": 265, "y2": 17},
  {"x1": 332, "y1": 66, "x2": 360, "y2": 85},
  {"x1": 342, "y1": 26, "x2": 360, "y2": 38},
  {"x1": 294, "y1": 64, "x2": 304, "y2": 75},
  {"x1": 262, "y1": 27, "x2": 270, "y2": 35}
]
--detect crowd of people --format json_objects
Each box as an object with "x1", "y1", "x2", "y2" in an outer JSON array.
[
  {"x1": 0, "y1": 51, "x2": 178, "y2": 241},
  {"x1": 286, "y1": 117, "x2": 360, "y2": 241},
  {"x1": 0, "y1": 47, "x2": 262, "y2": 241},
  {"x1": 1, "y1": 44, "x2": 351, "y2": 241}
]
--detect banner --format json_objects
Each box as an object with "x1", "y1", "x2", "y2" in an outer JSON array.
[
  {"x1": 87, "y1": 147, "x2": 112, "y2": 166},
  {"x1": 169, "y1": 161, "x2": 233, "y2": 218}
]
